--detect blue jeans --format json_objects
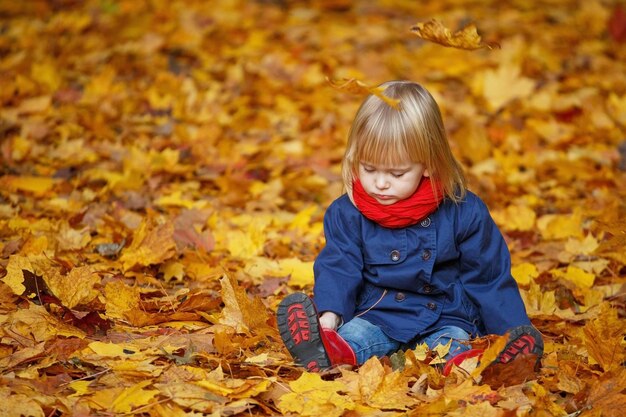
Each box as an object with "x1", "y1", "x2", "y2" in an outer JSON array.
[{"x1": 337, "y1": 317, "x2": 471, "y2": 365}]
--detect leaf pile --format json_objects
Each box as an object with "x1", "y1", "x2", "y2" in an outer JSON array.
[{"x1": 1, "y1": 0, "x2": 625, "y2": 416}]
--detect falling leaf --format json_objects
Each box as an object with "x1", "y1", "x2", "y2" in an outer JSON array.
[
  {"x1": 327, "y1": 77, "x2": 400, "y2": 109},
  {"x1": 410, "y1": 19, "x2": 499, "y2": 50}
]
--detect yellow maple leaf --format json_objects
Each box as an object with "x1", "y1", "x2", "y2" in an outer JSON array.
[
  {"x1": 119, "y1": 217, "x2": 177, "y2": 270},
  {"x1": 160, "y1": 260, "x2": 185, "y2": 282},
  {"x1": 551, "y1": 265, "x2": 595, "y2": 288},
  {"x1": 110, "y1": 380, "x2": 159, "y2": 413},
  {"x1": 289, "y1": 205, "x2": 319, "y2": 231},
  {"x1": 537, "y1": 209, "x2": 584, "y2": 240},
  {"x1": 408, "y1": 379, "x2": 495, "y2": 416},
  {"x1": 410, "y1": 19, "x2": 499, "y2": 50},
  {"x1": 347, "y1": 357, "x2": 417, "y2": 409},
  {"x1": 68, "y1": 380, "x2": 92, "y2": 398},
  {"x1": 607, "y1": 92, "x2": 626, "y2": 126},
  {"x1": 0, "y1": 175, "x2": 58, "y2": 196},
  {"x1": 218, "y1": 275, "x2": 270, "y2": 333},
  {"x1": 281, "y1": 258, "x2": 314, "y2": 288},
  {"x1": 2, "y1": 255, "x2": 33, "y2": 295},
  {"x1": 104, "y1": 280, "x2": 140, "y2": 320},
  {"x1": 476, "y1": 63, "x2": 535, "y2": 111},
  {"x1": 7, "y1": 303, "x2": 85, "y2": 342},
  {"x1": 278, "y1": 372, "x2": 355, "y2": 417},
  {"x1": 154, "y1": 190, "x2": 207, "y2": 209},
  {"x1": 511, "y1": 262, "x2": 539, "y2": 286},
  {"x1": 87, "y1": 341, "x2": 139, "y2": 357},
  {"x1": 583, "y1": 303, "x2": 626, "y2": 372},
  {"x1": 327, "y1": 77, "x2": 400, "y2": 109},
  {"x1": 0, "y1": 389, "x2": 45, "y2": 417},
  {"x1": 55, "y1": 222, "x2": 92, "y2": 251},
  {"x1": 564, "y1": 234, "x2": 599, "y2": 256},
  {"x1": 31, "y1": 61, "x2": 62, "y2": 91},
  {"x1": 44, "y1": 265, "x2": 100, "y2": 309},
  {"x1": 492, "y1": 204, "x2": 536, "y2": 232}
]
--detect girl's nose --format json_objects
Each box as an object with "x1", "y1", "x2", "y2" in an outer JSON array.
[{"x1": 375, "y1": 174, "x2": 389, "y2": 189}]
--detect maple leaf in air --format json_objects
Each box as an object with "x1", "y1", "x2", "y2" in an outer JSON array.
[{"x1": 410, "y1": 19, "x2": 500, "y2": 50}]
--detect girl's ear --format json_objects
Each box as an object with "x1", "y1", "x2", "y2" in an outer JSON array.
[{"x1": 423, "y1": 168, "x2": 430, "y2": 177}]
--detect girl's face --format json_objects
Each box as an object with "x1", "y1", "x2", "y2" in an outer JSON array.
[{"x1": 358, "y1": 161, "x2": 429, "y2": 205}]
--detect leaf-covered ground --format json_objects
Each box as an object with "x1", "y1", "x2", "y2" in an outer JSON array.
[{"x1": 1, "y1": 0, "x2": 625, "y2": 416}]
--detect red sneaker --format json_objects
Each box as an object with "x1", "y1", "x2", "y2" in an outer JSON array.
[
  {"x1": 495, "y1": 325, "x2": 543, "y2": 366},
  {"x1": 442, "y1": 325, "x2": 544, "y2": 376},
  {"x1": 442, "y1": 348, "x2": 483, "y2": 376},
  {"x1": 277, "y1": 293, "x2": 331, "y2": 372}
]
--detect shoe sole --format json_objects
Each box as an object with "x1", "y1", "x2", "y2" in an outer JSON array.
[
  {"x1": 496, "y1": 325, "x2": 544, "y2": 364},
  {"x1": 277, "y1": 293, "x2": 331, "y2": 372}
]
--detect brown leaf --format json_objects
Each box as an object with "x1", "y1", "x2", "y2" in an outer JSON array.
[
  {"x1": 481, "y1": 354, "x2": 540, "y2": 388},
  {"x1": 585, "y1": 368, "x2": 626, "y2": 417},
  {"x1": 410, "y1": 19, "x2": 500, "y2": 50}
]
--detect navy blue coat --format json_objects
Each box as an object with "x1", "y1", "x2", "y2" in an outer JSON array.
[{"x1": 313, "y1": 191, "x2": 530, "y2": 343}]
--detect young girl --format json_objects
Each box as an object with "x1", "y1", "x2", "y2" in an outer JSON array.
[{"x1": 277, "y1": 80, "x2": 543, "y2": 372}]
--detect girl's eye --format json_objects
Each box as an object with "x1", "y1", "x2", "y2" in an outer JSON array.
[
  {"x1": 392, "y1": 172, "x2": 405, "y2": 178},
  {"x1": 362, "y1": 166, "x2": 375, "y2": 173}
]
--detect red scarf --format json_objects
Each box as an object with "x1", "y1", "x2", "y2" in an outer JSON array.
[{"x1": 352, "y1": 178, "x2": 444, "y2": 228}]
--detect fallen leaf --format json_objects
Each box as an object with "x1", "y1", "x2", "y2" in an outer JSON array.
[
  {"x1": 278, "y1": 372, "x2": 355, "y2": 417},
  {"x1": 218, "y1": 274, "x2": 271, "y2": 334},
  {"x1": 583, "y1": 302, "x2": 626, "y2": 372},
  {"x1": 119, "y1": 217, "x2": 177, "y2": 270}
]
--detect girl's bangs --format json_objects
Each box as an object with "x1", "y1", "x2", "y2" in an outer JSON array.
[{"x1": 354, "y1": 118, "x2": 420, "y2": 168}]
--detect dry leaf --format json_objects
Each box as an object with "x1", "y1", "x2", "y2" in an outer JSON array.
[
  {"x1": 410, "y1": 19, "x2": 499, "y2": 50},
  {"x1": 327, "y1": 77, "x2": 400, "y2": 109}
]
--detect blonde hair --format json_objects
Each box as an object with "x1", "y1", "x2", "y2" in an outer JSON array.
[{"x1": 342, "y1": 80, "x2": 467, "y2": 202}]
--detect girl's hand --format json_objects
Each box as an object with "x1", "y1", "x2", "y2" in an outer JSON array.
[{"x1": 319, "y1": 311, "x2": 340, "y2": 330}]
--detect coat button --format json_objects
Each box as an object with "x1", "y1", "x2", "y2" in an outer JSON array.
[
  {"x1": 423, "y1": 284, "x2": 433, "y2": 294},
  {"x1": 390, "y1": 250, "x2": 400, "y2": 261},
  {"x1": 422, "y1": 250, "x2": 431, "y2": 261},
  {"x1": 395, "y1": 292, "x2": 406, "y2": 302},
  {"x1": 426, "y1": 302, "x2": 436, "y2": 310},
  {"x1": 420, "y1": 217, "x2": 431, "y2": 227}
]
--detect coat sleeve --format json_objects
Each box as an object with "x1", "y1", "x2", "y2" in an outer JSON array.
[
  {"x1": 456, "y1": 195, "x2": 531, "y2": 335},
  {"x1": 312, "y1": 198, "x2": 364, "y2": 324}
]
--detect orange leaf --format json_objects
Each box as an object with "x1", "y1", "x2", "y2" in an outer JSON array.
[
  {"x1": 119, "y1": 217, "x2": 177, "y2": 270},
  {"x1": 583, "y1": 302, "x2": 626, "y2": 372},
  {"x1": 327, "y1": 77, "x2": 400, "y2": 109},
  {"x1": 410, "y1": 19, "x2": 499, "y2": 50}
]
